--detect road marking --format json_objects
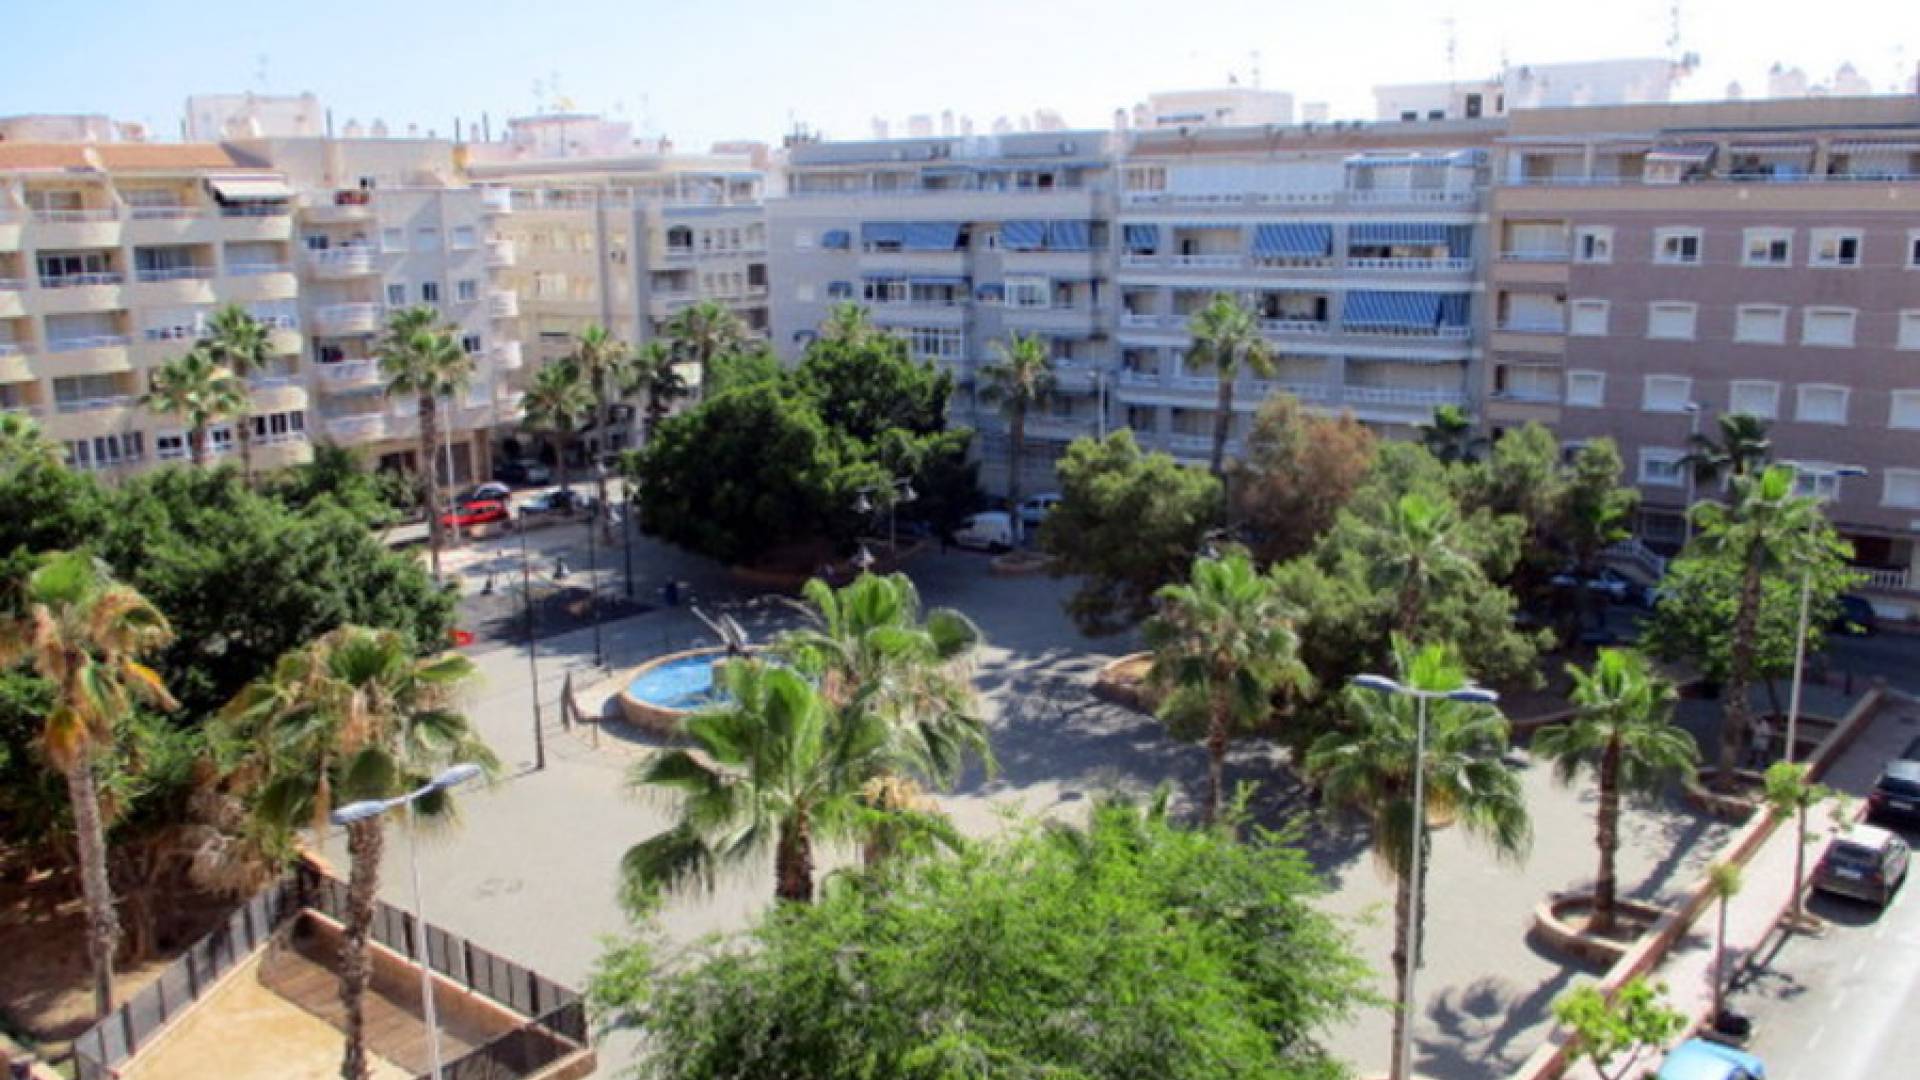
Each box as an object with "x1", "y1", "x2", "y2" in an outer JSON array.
[
  {"x1": 1830, "y1": 994, "x2": 1847, "y2": 1014},
  {"x1": 1809, "y1": 1024, "x2": 1826, "y2": 1050},
  {"x1": 1853, "y1": 954, "x2": 1869, "y2": 974}
]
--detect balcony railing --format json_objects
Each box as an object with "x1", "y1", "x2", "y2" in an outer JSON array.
[
  {"x1": 485, "y1": 239, "x2": 516, "y2": 266},
  {"x1": 248, "y1": 375, "x2": 303, "y2": 390},
  {"x1": 49, "y1": 335, "x2": 131, "y2": 352},
  {"x1": 306, "y1": 246, "x2": 377, "y2": 273},
  {"x1": 220, "y1": 202, "x2": 291, "y2": 218},
  {"x1": 56, "y1": 394, "x2": 136, "y2": 414},
  {"x1": 1120, "y1": 253, "x2": 1244, "y2": 270},
  {"x1": 1346, "y1": 324, "x2": 1472, "y2": 340},
  {"x1": 1499, "y1": 249, "x2": 1570, "y2": 263},
  {"x1": 1497, "y1": 319, "x2": 1567, "y2": 335},
  {"x1": 1340, "y1": 385, "x2": 1468, "y2": 407},
  {"x1": 488, "y1": 291, "x2": 520, "y2": 318},
  {"x1": 1856, "y1": 566, "x2": 1915, "y2": 593},
  {"x1": 1123, "y1": 189, "x2": 1336, "y2": 207},
  {"x1": 128, "y1": 205, "x2": 202, "y2": 220},
  {"x1": 40, "y1": 272, "x2": 125, "y2": 288},
  {"x1": 226, "y1": 262, "x2": 293, "y2": 276},
  {"x1": 136, "y1": 266, "x2": 216, "y2": 283},
  {"x1": 1120, "y1": 312, "x2": 1184, "y2": 331},
  {"x1": 32, "y1": 208, "x2": 118, "y2": 223},
  {"x1": 316, "y1": 360, "x2": 381, "y2": 386},
  {"x1": 1261, "y1": 319, "x2": 1333, "y2": 336},
  {"x1": 0, "y1": 277, "x2": 23, "y2": 290},
  {"x1": 326, "y1": 414, "x2": 387, "y2": 440},
  {"x1": 1346, "y1": 189, "x2": 1477, "y2": 205},
  {"x1": 1492, "y1": 387, "x2": 1562, "y2": 404},
  {"x1": 0, "y1": 342, "x2": 22, "y2": 357},
  {"x1": 1346, "y1": 257, "x2": 1473, "y2": 273}
]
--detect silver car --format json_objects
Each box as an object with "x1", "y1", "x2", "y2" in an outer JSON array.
[{"x1": 1812, "y1": 824, "x2": 1909, "y2": 908}]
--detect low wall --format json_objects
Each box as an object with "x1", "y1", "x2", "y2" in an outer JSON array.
[
  {"x1": 293, "y1": 911, "x2": 525, "y2": 1048},
  {"x1": 615, "y1": 647, "x2": 741, "y2": 735}
]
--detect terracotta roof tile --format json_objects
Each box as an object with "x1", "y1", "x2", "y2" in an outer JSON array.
[
  {"x1": 0, "y1": 143, "x2": 94, "y2": 171},
  {"x1": 93, "y1": 143, "x2": 245, "y2": 171}
]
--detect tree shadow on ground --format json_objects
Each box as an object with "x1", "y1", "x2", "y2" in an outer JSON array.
[{"x1": 1415, "y1": 936, "x2": 1588, "y2": 1080}]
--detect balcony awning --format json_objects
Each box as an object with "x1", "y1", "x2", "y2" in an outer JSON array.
[
  {"x1": 1830, "y1": 140, "x2": 1920, "y2": 154},
  {"x1": 1342, "y1": 290, "x2": 1441, "y2": 328},
  {"x1": 1045, "y1": 220, "x2": 1091, "y2": 251},
  {"x1": 1123, "y1": 224, "x2": 1159, "y2": 252},
  {"x1": 975, "y1": 282, "x2": 1006, "y2": 301},
  {"x1": 1438, "y1": 294, "x2": 1471, "y2": 327},
  {"x1": 1725, "y1": 141, "x2": 1815, "y2": 155},
  {"x1": 902, "y1": 221, "x2": 963, "y2": 250},
  {"x1": 820, "y1": 229, "x2": 851, "y2": 249},
  {"x1": 1000, "y1": 220, "x2": 1047, "y2": 250},
  {"x1": 1349, "y1": 222, "x2": 1449, "y2": 247},
  {"x1": 861, "y1": 223, "x2": 905, "y2": 246},
  {"x1": 909, "y1": 275, "x2": 969, "y2": 287},
  {"x1": 1251, "y1": 223, "x2": 1332, "y2": 258},
  {"x1": 207, "y1": 175, "x2": 292, "y2": 201},
  {"x1": 1647, "y1": 143, "x2": 1716, "y2": 165},
  {"x1": 1344, "y1": 154, "x2": 1458, "y2": 168}
]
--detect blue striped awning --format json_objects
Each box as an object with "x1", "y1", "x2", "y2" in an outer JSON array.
[
  {"x1": 1438, "y1": 294, "x2": 1471, "y2": 326},
  {"x1": 909, "y1": 275, "x2": 968, "y2": 288},
  {"x1": 903, "y1": 222, "x2": 962, "y2": 250},
  {"x1": 820, "y1": 229, "x2": 851, "y2": 249},
  {"x1": 1123, "y1": 224, "x2": 1159, "y2": 252},
  {"x1": 1251, "y1": 223, "x2": 1332, "y2": 258},
  {"x1": 1344, "y1": 153, "x2": 1462, "y2": 168},
  {"x1": 861, "y1": 223, "x2": 905, "y2": 247},
  {"x1": 1000, "y1": 220, "x2": 1046, "y2": 250},
  {"x1": 1349, "y1": 222, "x2": 1450, "y2": 247},
  {"x1": 975, "y1": 282, "x2": 1005, "y2": 302},
  {"x1": 1045, "y1": 220, "x2": 1091, "y2": 251},
  {"x1": 1343, "y1": 290, "x2": 1442, "y2": 329}
]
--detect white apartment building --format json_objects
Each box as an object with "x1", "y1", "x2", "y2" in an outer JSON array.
[{"x1": 1375, "y1": 58, "x2": 1679, "y2": 123}]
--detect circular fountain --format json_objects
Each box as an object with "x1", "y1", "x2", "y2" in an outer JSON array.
[{"x1": 616, "y1": 647, "x2": 749, "y2": 733}]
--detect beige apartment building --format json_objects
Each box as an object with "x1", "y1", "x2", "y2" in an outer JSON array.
[{"x1": 1486, "y1": 96, "x2": 1920, "y2": 608}]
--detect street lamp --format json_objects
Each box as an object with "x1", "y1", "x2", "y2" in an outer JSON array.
[
  {"x1": 855, "y1": 477, "x2": 916, "y2": 554},
  {"x1": 330, "y1": 762, "x2": 486, "y2": 1080},
  {"x1": 1350, "y1": 673, "x2": 1500, "y2": 1080},
  {"x1": 1781, "y1": 462, "x2": 1867, "y2": 764},
  {"x1": 516, "y1": 512, "x2": 546, "y2": 771},
  {"x1": 587, "y1": 463, "x2": 606, "y2": 668},
  {"x1": 1682, "y1": 401, "x2": 1704, "y2": 547}
]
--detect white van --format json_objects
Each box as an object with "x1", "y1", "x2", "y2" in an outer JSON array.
[{"x1": 951, "y1": 511, "x2": 1015, "y2": 553}]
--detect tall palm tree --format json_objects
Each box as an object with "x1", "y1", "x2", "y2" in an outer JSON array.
[
  {"x1": 1373, "y1": 492, "x2": 1477, "y2": 637},
  {"x1": 0, "y1": 552, "x2": 176, "y2": 1019},
  {"x1": 378, "y1": 306, "x2": 473, "y2": 580},
  {"x1": 519, "y1": 360, "x2": 594, "y2": 496},
  {"x1": 1682, "y1": 413, "x2": 1772, "y2": 490},
  {"x1": 819, "y1": 301, "x2": 883, "y2": 347},
  {"x1": 1186, "y1": 292, "x2": 1276, "y2": 478},
  {"x1": 1145, "y1": 552, "x2": 1312, "y2": 825},
  {"x1": 1307, "y1": 639, "x2": 1531, "y2": 1080},
  {"x1": 978, "y1": 332, "x2": 1055, "y2": 534},
  {"x1": 1692, "y1": 465, "x2": 1824, "y2": 789},
  {"x1": 666, "y1": 299, "x2": 751, "y2": 400},
  {"x1": 219, "y1": 626, "x2": 491, "y2": 1080},
  {"x1": 624, "y1": 660, "x2": 883, "y2": 904},
  {"x1": 142, "y1": 345, "x2": 245, "y2": 467},
  {"x1": 1418, "y1": 404, "x2": 1488, "y2": 465},
  {"x1": 0, "y1": 411, "x2": 62, "y2": 469},
  {"x1": 204, "y1": 305, "x2": 274, "y2": 482},
  {"x1": 624, "y1": 340, "x2": 689, "y2": 444},
  {"x1": 569, "y1": 324, "x2": 633, "y2": 509},
  {"x1": 1533, "y1": 649, "x2": 1697, "y2": 936}
]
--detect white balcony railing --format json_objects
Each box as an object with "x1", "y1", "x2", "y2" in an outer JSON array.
[
  {"x1": 136, "y1": 266, "x2": 216, "y2": 283},
  {"x1": 55, "y1": 394, "x2": 136, "y2": 414},
  {"x1": 1261, "y1": 319, "x2": 1333, "y2": 337},
  {"x1": 1122, "y1": 190, "x2": 1337, "y2": 207},
  {"x1": 1346, "y1": 257, "x2": 1474, "y2": 273},
  {"x1": 488, "y1": 291, "x2": 519, "y2": 319},
  {"x1": 0, "y1": 278, "x2": 23, "y2": 291},
  {"x1": 316, "y1": 360, "x2": 381, "y2": 386},
  {"x1": 485, "y1": 239, "x2": 516, "y2": 266},
  {"x1": 1119, "y1": 312, "x2": 1188, "y2": 331},
  {"x1": 1119, "y1": 253, "x2": 1244, "y2": 270},
  {"x1": 32, "y1": 208, "x2": 118, "y2": 223},
  {"x1": 48, "y1": 335, "x2": 131, "y2": 352},
  {"x1": 248, "y1": 375, "x2": 302, "y2": 390},
  {"x1": 1605, "y1": 539, "x2": 1671, "y2": 581},
  {"x1": 1499, "y1": 250, "x2": 1571, "y2": 263},
  {"x1": 311, "y1": 303, "x2": 384, "y2": 334},
  {"x1": 479, "y1": 187, "x2": 513, "y2": 214},
  {"x1": 40, "y1": 272, "x2": 125, "y2": 288},
  {"x1": 0, "y1": 342, "x2": 22, "y2": 357},
  {"x1": 306, "y1": 247, "x2": 377, "y2": 274},
  {"x1": 1339, "y1": 386, "x2": 1468, "y2": 408},
  {"x1": 1346, "y1": 324, "x2": 1472, "y2": 341},
  {"x1": 326, "y1": 414, "x2": 387, "y2": 440},
  {"x1": 1345, "y1": 189, "x2": 1477, "y2": 205},
  {"x1": 1856, "y1": 566, "x2": 1915, "y2": 593},
  {"x1": 226, "y1": 262, "x2": 293, "y2": 277},
  {"x1": 127, "y1": 205, "x2": 202, "y2": 221}
]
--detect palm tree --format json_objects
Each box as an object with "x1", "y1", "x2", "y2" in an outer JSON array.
[
  {"x1": 378, "y1": 306, "x2": 473, "y2": 580},
  {"x1": 1533, "y1": 649, "x2": 1698, "y2": 936},
  {"x1": 1762, "y1": 760, "x2": 1831, "y2": 927},
  {"x1": 819, "y1": 301, "x2": 884, "y2": 347},
  {"x1": 219, "y1": 626, "x2": 491, "y2": 1080},
  {"x1": 1682, "y1": 413, "x2": 1772, "y2": 490},
  {"x1": 204, "y1": 305, "x2": 275, "y2": 482},
  {"x1": 569, "y1": 324, "x2": 633, "y2": 509},
  {"x1": 0, "y1": 552, "x2": 176, "y2": 1019},
  {"x1": 1373, "y1": 492, "x2": 1477, "y2": 637},
  {"x1": 624, "y1": 340, "x2": 689, "y2": 444},
  {"x1": 624, "y1": 660, "x2": 882, "y2": 903},
  {"x1": 1185, "y1": 293, "x2": 1276, "y2": 478},
  {"x1": 519, "y1": 360, "x2": 594, "y2": 496},
  {"x1": 978, "y1": 332, "x2": 1055, "y2": 535},
  {"x1": 0, "y1": 411, "x2": 62, "y2": 469},
  {"x1": 1145, "y1": 552, "x2": 1312, "y2": 825},
  {"x1": 1418, "y1": 404, "x2": 1488, "y2": 465},
  {"x1": 1692, "y1": 465, "x2": 1824, "y2": 789},
  {"x1": 665, "y1": 299, "x2": 751, "y2": 400},
  {"x1": 1307, "y1": 639, "x2": 1530, "y2": 1080},
  {"x1": 142, "y1": 346, "x2": 245, "y2": 467},
  {"x1": 1706, "y1": 861, "x2": 1743, "y2": 1024}
]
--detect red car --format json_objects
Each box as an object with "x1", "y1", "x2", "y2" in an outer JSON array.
[{"x1": 442, "y1": 499, "x2": 510, "y2": 529}]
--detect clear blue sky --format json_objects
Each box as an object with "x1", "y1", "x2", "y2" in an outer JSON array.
[{"x1": 3, "y1": 0, "x2": 1910, "y2": 148}]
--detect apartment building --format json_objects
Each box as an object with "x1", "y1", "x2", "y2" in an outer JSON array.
[
  {"x1": 469, "y1": 143, "x2": 767, "y2": 455},
  {"x1": 1484, "y1": 95, "x2": 1920, "y2": 609},
  {"x1": 0, "y1": 141, "x2": 310, "y2": 474}
]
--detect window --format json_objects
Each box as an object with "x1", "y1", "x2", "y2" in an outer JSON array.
[
  {"x1": 461, "y1": 333, "x2": 483, "y2": 355},
  {"x1": 450, "y1": 226, "x2": 477, "y2": 251},
  {"x1": 1574, "y1": 227, "x2": 1613, "y2": 263},
  {"x1": 1890, "y1": 391, "x2": 1920, "y2": 430},
  {"x1": 1643, "y1": 375, "x2": 1693, "y2": 413},
  {"x1": 1809, "y1": 228, "x2": 1861, "y2": 267},
  {"x1": 414, "y1": 227, "x2": 440, "y2": 252},
  {"x1": 1005, "y1": 277, "x2": 1052, "y2": 310},
  {"x1": 906, "y1": 327, "x2": 964, "y2": 361},
  {"x1": 1885, "y1": 470, "x2": 1920, "y2": 509},
  {"x1": 456, "y1": 279, "x2": 478, "y2": 302},
  {"x1": 1653, "y1": 228, "x2": 1703, "y2": 265},
  {"x1": 250, "y1": 409, "x2": 307, "y2": 443},
  {"x1": 382, "y1": 228, "x2": 405, "y2": 253},
  {"x1": 1899, "y1": 311, "x2": 1920, "y2": 350},
  {"x1": 1569, "y1": 299, "x2": 1609, "y2": 336},
  {"x1": 1791, "y1": 464, "x2": 1851, "y2": 502},
  {"x1": 421, "y1": 281, "x2": 441, "y2": 304},
  {"x1": 1801, "y1": 307, "x2": 1856, "y2": 348},
  {"x1": 1795, "y1": 384, "x2": 1850, "y2": 424},
  {"x1": 1734, "y1": 305, "x2": 1788, "y2": 344},
  {"x1": 1565, "y1": 370, "x2": 1605, "y2": 408},
  {"x1": 1728, "y1": 380, "x2": 1780, "y2": 419},
  {"x1": 1638, "y1": 448, "x2": 1686, "y2": 487},
  {"x1": 1497, "y1": 364, "x2": 1559, "y2": 402},
  {"x1": 1909, "y1": 230, "x2": 1920, "y2": 268},
  {"x1": 386, "y1": 282, "x2": 406, "y2": 306},
  {"x1": 64, "y1": 432, "x2": 144, "y2": 471},
  {"x1": 794, "y1": 231, "x2": 814, "y2": 250},
  {"x1": 795, "y1": 283, "x2": 815, "y2": 303},
  {"x1": 1647, "y1": 302, "x2": 1697, "y2": 341},
  {"x1": 1743, "y1": 228, "x2": 1792, "y2": 267}
]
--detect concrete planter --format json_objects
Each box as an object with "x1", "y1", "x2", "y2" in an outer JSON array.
[
  {"x1": 988, "y1": 550, "x2": 1053, "y2": 577},
  {"x1": 614, "y1": 647, "x2": 753, "y2": 735},
  {"x1": 1532, "y1": 892, "x2": 1674, "y2": 966},
  {"x1": 1091, "y1": 651, "x2": 1157, "y2": 714}
]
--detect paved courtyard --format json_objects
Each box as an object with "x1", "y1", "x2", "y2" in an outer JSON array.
[{"x1": 333, "y1": 531, "x2": 1751, "y2": 1078}]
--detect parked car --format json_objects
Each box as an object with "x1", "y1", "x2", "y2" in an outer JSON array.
[
  {"x1": 1832, "y1": 594, "x2": 1878, "y2": 635},
  {"x1": 492, "y1": 459, "x2": 552, "y2": 486},
  {"x1": 1867, "y1": 740, "x2": 1920, "y2": 826},
  {"x1": 1017, "y1": 493, "x2": 1063, "y2": 527},
  {"x1": 1548, "y1": 566, "x2": 1648, "y2": 606},
  {"x1": 455, "y1": 482, "x2": 513, "y2": 506},
  {"x1": 441, "y1": 500, "x2": 510, "y2": 530},
  {"x1": 1811, "y1": 823, "x2": 1910, "y2": 908},
  {"x1": 1656, "y1": 1039, "x2": 1766, "y2": 1080},
  {"x1": 951, "y1": 511, "x2": 1014, "y2": 553},
  {"x1": 520, "y1": 489, "x2": 598, "y2": 521}
]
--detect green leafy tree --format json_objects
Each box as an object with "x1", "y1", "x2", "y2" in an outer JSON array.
[
  {"x1": 142, "y1": 345, "x2": 245, "y2": 467},
  {"x1": 0, "y1": 552, "x2": 176, "y2": 1019},
  {"x1": 1146, "y1": 552, "x2": 1312, "y2": 824},
  {"x1": 377, "y1": 306, "x2": 472, "y2": 579},
  {"x1": 701, "y1": 346, "x2": 782, "y2": 397},
  {"x1": 1230, "y1": 393, "x2": 1377, "y2": 565},
  {"x1": 1307, "y1": 639, "x2": 1530, "y2": 1080},
  {"x1": 1706, "y1": 862, "x2": 1742, "y2": 1022},
  {"x1": 1185, "y1": 292, "x2": 1276, "y2": 478},
  {"x1": 0, "y1": 407, "x2": 63, "y2": 471},
  {"x1": 795, "y1": 332, "x2": 953, "y2": 445},
  {"x1": 1040, "y1": 431, "x2": 1223, "y2": 634},
  {"x1": 1456, "y1": 423, "x2": 1564, "y2": 597},
  {"x1": 817, "y1": 300, "x2": 886, "y2": 346},
  {"x1": 592, "y1": 793, "x2": 1368, "y2": 1080},
  {"x1": 1374, "y1": 492, "x2": 1478, "y2": 636},
  {"x1": 219, "y1": 626, "x2": 492, "y2": 1080},
  {"x1": 263, "y1": 441, "x2": 412, "y2": 527},
  {"x1": 1682, "y1": 413, "x2": 1772, "y2": 489},
  {"x1": 1418, "y1": 403, "x2": 1487, "y2": 465},
  {"x1": 1763, "y1": 760, "x2": 1833, "y2": 925},
  {"x1": 1551, "y1": 977, "x2": 1687, "y2": 1080},
  {"x1": 625, "y1": 340, "x2": 690, "y2": 442},
  {"x1": 1555, "y1": 439, "x2": 1639, "y2": 638},
  {"x1": 569, "y1": 323, "x2": 634, "y2": 508},
  {"x1": 666, "y1": 298, "x2": 752, "y2": 399},
  {"x1": 625, "y1": 661, "x2": 886, "y2": 903},
  {"x1": 1532, "y1": 649, "x2": 1697, "y2": 935},
  {"x1": 203, "y1": 305, "x2": 275, "y2": 482},
  {"x1": 520, "y1": 359, "x2": 594, "y2": 496},
  {"x1": 978, "y1": 332, "x2": 1055, "y2": 528}
]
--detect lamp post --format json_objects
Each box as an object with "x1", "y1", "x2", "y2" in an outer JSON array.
[
  {"x1": 330, "y1": 762, "x2": 486, "y2": 1080},
  {"x1": 855, "y1": 476, "x2": 916, "y2": 557},
  {"x1": 517, "y1": 512, "x2": 545, "y2": 771},
  {"x1": 587, "y1": 463, "x2": 605, "y2": 668},
  {"x1": 1350, "y1": 673, "x2": 1500, "y2": 1080},
  {"x1": 622, "y1": 486, "x2": 636, "y2": 600},
  {"x1": 1782, "y1": 462, "x2": 1867, "y2": 764},
  {"x1": 1682, "y1": 401, "x2": 1704, "y2": 547}
]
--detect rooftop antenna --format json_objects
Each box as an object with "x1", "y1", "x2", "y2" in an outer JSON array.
[
  {"x1": 1250, "y1": 50, "x2": 1262, "y2": 89},
  {"x1": 531, "y1": 78, "x2": 547, "y2": 114},
  {"x1": 254, "y1": 53, "x2": 270, "y2": 92},
  {"x1": 1444, "y1": 16, "x2": 1458, "y2": 93}
]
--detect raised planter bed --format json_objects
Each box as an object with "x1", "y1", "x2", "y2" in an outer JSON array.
[
  {"x1": 1532, "y1": 892, "x2": 1674, "y2": 966},
  {"x1": 1091, "y1": 651, "x2": 1157, "y2": 714},
  {"x1": 988, "y1": 549, "x2": 1053, "y2": 577}
]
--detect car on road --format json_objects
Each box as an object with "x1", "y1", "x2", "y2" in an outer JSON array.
[
  {"x1": 1832, "y1": 594, "x2": 1878, "y2": 635},
  {"x1": 1017, "y1": 493, "x2": 1062, "y2": 527},
  {"x1": 1548, "y1": 566, "x2": 1649, "y2": 606},
  {"x1": 492, "y1": 459, "x2": 552, "y2": 486},
  {"x1": 1811, "y1": 823, "x2": 1909, "y2": 908},
  {"x1": 518, "y1": 489, "x2": 598, "y2": 523},
  {"x1": 951, "y1": 511, "x2": 1014, "y2": 553},
  {"x1": 1867, "y1": 740, "x2": 1920, "y2": 826},
  {"x1": 1656, "y1": 1039, "x2": 1766, "y2": 1080},
  {"x1": 441, "y1": 500, "x2": 510, "y2": 530},
  {"x1": 455, "y1": 482, "x2": 513, "y2": 506}
]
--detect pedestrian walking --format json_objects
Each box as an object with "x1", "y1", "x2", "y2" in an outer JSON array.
[{"x1": 1750, "y1": 715, "x2": 1775, "y2": 769}]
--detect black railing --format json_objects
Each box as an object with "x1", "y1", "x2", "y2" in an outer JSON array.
[{"x1": 428, "y1": 1002, "x2": 588, "y2": 1080}]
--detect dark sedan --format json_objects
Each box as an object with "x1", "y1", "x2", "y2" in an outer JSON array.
[{"x1": 1869, "y1": 756, "x2": 1920, "y2": 827}]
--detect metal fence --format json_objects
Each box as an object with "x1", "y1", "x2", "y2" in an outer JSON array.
[
  {"x1": 431, "y1": 1002, "x2": 589, "y2": 1080},
  {"x1": 71, "y1": 877, "x2": 302, "y2": 1080}
]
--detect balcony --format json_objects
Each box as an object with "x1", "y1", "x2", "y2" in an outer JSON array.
[
  {"x1": 0, "y1": 279, "x2": 22, "y2": 318},
  {"x1": 1261, "y1": 318, "x2": 1334, "y2": 338},
  {"x1": 1856, "y1": 566, "x2": 1917, "y2": 594},
  {"x1": 325, "y1": 413, "x2": 388, "y2": 441},
  {"x1": 488, "y1": 290, "x2": 520, "y2": 319},
  {"x1": 220, "y1": 265, "x2": 300, "y2": 302},
  {"x1": 311, "y1": 302, "x2": 384, "y2": 336},
  {"x1": 479, "y1": 186, "x2": 514, "y2": 214},
  {"x1": 315, "y1": 359, "x2": 383, "y2": 389},
  {"x1": 55, "y1": 393, "x2": 137, "y2": 415},
  {"x1": 485, "y1": 239, "x2": 517, "y2": 267},
  {"x1": 1339, "y1": 385, "x2": 1468, "y2": 408},
  {"x1": 1344, "y1": 189, "x2": 1478, "y2": 206},
  {"x1": 30, "y1": 207, "x2": 122, "y2": 248},
  {"x1": 1023, "y1": 415, "x2": 1100, "y2": 441},
  {"x1": 1120, "y1": 312, "x2": 1186, "y2": 333},
  {"x1": 133, "y1": 265, "x2": 218, "y2": 305},
  {"x1": 1344, "y1": 324, "x2": 1472, "y2": 341},
  {"x1": 124, "y1": 206, "x2": 216, "y2": 244},
  {"x1": 217, "y1": 202, "x2": 294, "y2": 241},
  {"x1": 1496, "y1": 318, "x2": 1567, "y2": 335},
  {"x1": 0, "y1": 211, "x2": 19, "y2": 251},
  {"x1": 303, "y1": 191, "x2": 375, "y2": 224},
  {"x1": 37, "y1": 272, "x2": 126, "y2": 314},
  {"x1": 1119, "y1": 253, "x2": 1245, "y2": 271},
  {"x1": 1499, "y1": 249, "x2": 1570, "y2": 263},
  {"x1": 492, "y1": 340, "x2": 524, "y2": 370},
  {"x1": 1346, "y1": 257, "x2": 1473, "y2": 274},
  {"x1": 306, "y1": 246, "x2": 378, "y2": 279},
  {"x1": 1123, "y1": 189, "x2": 1336, "y2": 208},
  {"x1": 47, "y1": 336, "x2": 134, "y2": 375},
  {"x1": 660, "y1": 245, "x2": 696, "y2": 265}
]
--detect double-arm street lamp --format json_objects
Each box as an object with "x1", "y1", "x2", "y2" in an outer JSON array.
[
  {"x1": 1781, "y1": 462, "x2": 1867, "y2": 764},
  {"x1": 1350, "y1": 673, "x2": 1500, "y2": 1080},
  {"x1": 853, "y1": 476, "x2": 918, "y2": 554},
  {"x1": 330, "y1": 762, "x2": 486, "y2": 1080}
]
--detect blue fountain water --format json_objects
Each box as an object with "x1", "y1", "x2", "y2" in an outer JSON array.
[{"x1": 626, "y1": 654, "x2": 728, "y2": 711}]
